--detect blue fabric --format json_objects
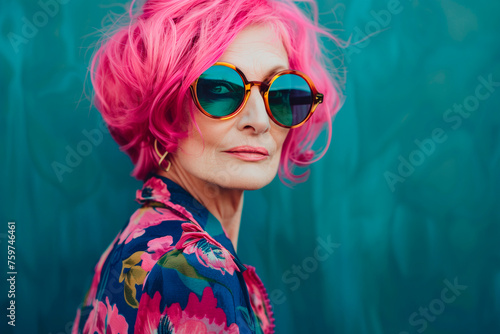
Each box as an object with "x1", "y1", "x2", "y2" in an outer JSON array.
[
  {"x1": 1, "y1": 0, "x2": 499, "y2": 333},
  {"x1": 73, "y1": 175, "x2": 272, "y2": 333}
]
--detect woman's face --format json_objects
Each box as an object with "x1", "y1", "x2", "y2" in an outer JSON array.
[{"x1": 172, "y1": 24, "x2": 290, "y2": 191}]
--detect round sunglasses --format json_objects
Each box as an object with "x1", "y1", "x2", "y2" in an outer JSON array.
[{"x1": 189, "y1": 62, "x2": 324, "y2": 128}]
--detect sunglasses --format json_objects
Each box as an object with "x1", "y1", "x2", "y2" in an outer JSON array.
[{"x1": 189, "y1": 62, "x2": 324, "y2": 128}]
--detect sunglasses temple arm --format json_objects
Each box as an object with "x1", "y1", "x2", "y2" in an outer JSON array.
[{"x1": 289, "y1": 94, "x2": 324, "y2": 105}]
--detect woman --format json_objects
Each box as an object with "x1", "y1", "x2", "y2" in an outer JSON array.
[{"x1": 72, "y1": 0, "x2": 342, "y2": 332}]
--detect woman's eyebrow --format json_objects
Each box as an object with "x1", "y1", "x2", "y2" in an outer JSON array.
[{"x1": 264, "y1": 64, "x2": 288, "y2": 78}]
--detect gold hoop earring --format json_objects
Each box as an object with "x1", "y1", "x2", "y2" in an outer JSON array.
[{"x1": 154, "y1": 139, "x2": 171, "y2": 172}]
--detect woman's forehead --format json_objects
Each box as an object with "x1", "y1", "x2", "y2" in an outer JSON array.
[{"x1": 218, "y1": 24, "x2": 289, "y2": 80}]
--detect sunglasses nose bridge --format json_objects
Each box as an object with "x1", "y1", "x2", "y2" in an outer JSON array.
[{"x1": 247, "y1": 81, "x2": 269, "y2": 97}]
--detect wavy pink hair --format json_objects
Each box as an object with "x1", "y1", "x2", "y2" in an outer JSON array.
[{"x1": 91, "y1": 0, "x2": 344, "y2": 185}]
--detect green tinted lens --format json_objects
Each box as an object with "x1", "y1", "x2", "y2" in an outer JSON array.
[
  {"x1": 268, "y1": 74, "x2": 313, "y2": 126},
  {"x1": 195, "y1": 65, "x2": 245, "y2": 117}
]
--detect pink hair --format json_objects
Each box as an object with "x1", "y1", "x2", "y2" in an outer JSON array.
[{"x1": 90, "y1": 0, "x2": 344, "y2": 185}]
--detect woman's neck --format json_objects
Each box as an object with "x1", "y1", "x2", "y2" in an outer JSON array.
[{"x1": 157, "y1": 168, "x2": 244, "y2": 252}]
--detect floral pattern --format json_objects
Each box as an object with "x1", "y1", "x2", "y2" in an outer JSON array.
[
  {"x1": 72, "y1": 175, "x2": 274, "y2": 333},
  {"x1": 119, "y1": 251, "x2": 148, "y2": 308},
  {"x1": 135, "y1": 288, "x2": 239, "y2": 334},
  {"x1": 176, "y1": 221, "x2": 241, "y2": 276},
  {"x1": 140, "y1": 235, "x2": 175, "y2": 272},
  {"x1": 243, "y1": 266, "x2": 276, "y2": 334},
  {"x1": 83, "y1": 297, "x2": 129, "y2": 334},
  {"x1": 161, "y1": 287, "x2": 240, "y2": 334},
  {"x1": 134, "y1": 291, "x2": 165, "y2": 334}
]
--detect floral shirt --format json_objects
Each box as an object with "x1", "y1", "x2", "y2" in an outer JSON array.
[{"x1": 72, "y1": 175, "x2": 275, "y2": 334}]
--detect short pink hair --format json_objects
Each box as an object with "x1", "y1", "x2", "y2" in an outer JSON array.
[{"x1": 91, "y1": 0, "x2": 344, "y2": 185}]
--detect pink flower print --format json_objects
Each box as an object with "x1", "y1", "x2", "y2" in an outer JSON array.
[
  {"x1": 140, "y1": 235, "x2": 175, "y2": 272},
  {"x1": 135, "y1": 177, "x2": 202, "y2": 225},
  {"x1": 176, "y1": 222, "x2": 240, "y2": 276},
  {"x1": 135, "y1": 288, "x2": 239, "y2": 334},
  {"x1": 166, "y1": 287, "x2": 239, "y2": 334},
  {"x1": 118, "y1": 207, "x2": 183, "y2": 245},
  {"x1": 83, "y1": 296, "x2": 128, "y2": 334},
  {"x1": 243, "y1": 266, "x2": 275, "y2": 334},
  {"x1": 136, "y1": 177, "x2": 171, "y2": 204},
  {"x1": 135, "y1": 291, "x2": 165, "y2": 334}
]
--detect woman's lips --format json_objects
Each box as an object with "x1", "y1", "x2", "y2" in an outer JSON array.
[{"x1": 224, "y1": 146, "x2": 269, "y2": 162}]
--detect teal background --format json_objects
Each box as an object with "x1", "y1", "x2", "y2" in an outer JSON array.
[{"x1": 1, "y1": 0, "x2": 499, "y2": 333}]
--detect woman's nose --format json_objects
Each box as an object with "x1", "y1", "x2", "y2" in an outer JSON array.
[{"x1": 236, "y1": 86, "x2": 271, "y2": 134}]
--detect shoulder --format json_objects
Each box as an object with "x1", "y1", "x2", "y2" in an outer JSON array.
[
  {"x1": 115, "y1": 204, "x2": 191, "y2": 285},
  {"x1": 118, "y1": 204, "x2": 187, "y2": 246},
  {"x1": 90, "y1": 205, "x2": 190, "y2": 309},
  {"x1": 73, "y1": 203, "x2": 190, "y2": 334}
]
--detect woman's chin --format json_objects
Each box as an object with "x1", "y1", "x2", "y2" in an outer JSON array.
[{"x1": 216, "y1": 173, "x2": 276, "y2": 191}]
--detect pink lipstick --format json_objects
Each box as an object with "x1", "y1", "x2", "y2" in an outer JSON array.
[{"x1": 224, "y1": 146, "x2": 269, "y2": 162}]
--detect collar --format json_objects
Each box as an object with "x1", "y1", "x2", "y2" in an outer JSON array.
[
  {"x1": 136, "y1": 173, "x2": 209, "y2": 228},
  {"x1": 136, "y1": 173, "x2": 245, "y2": 270}
]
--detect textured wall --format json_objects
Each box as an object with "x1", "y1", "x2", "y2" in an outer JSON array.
[{"x1": 1, "y1": 0, "x2": 499, "y2": 333}]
